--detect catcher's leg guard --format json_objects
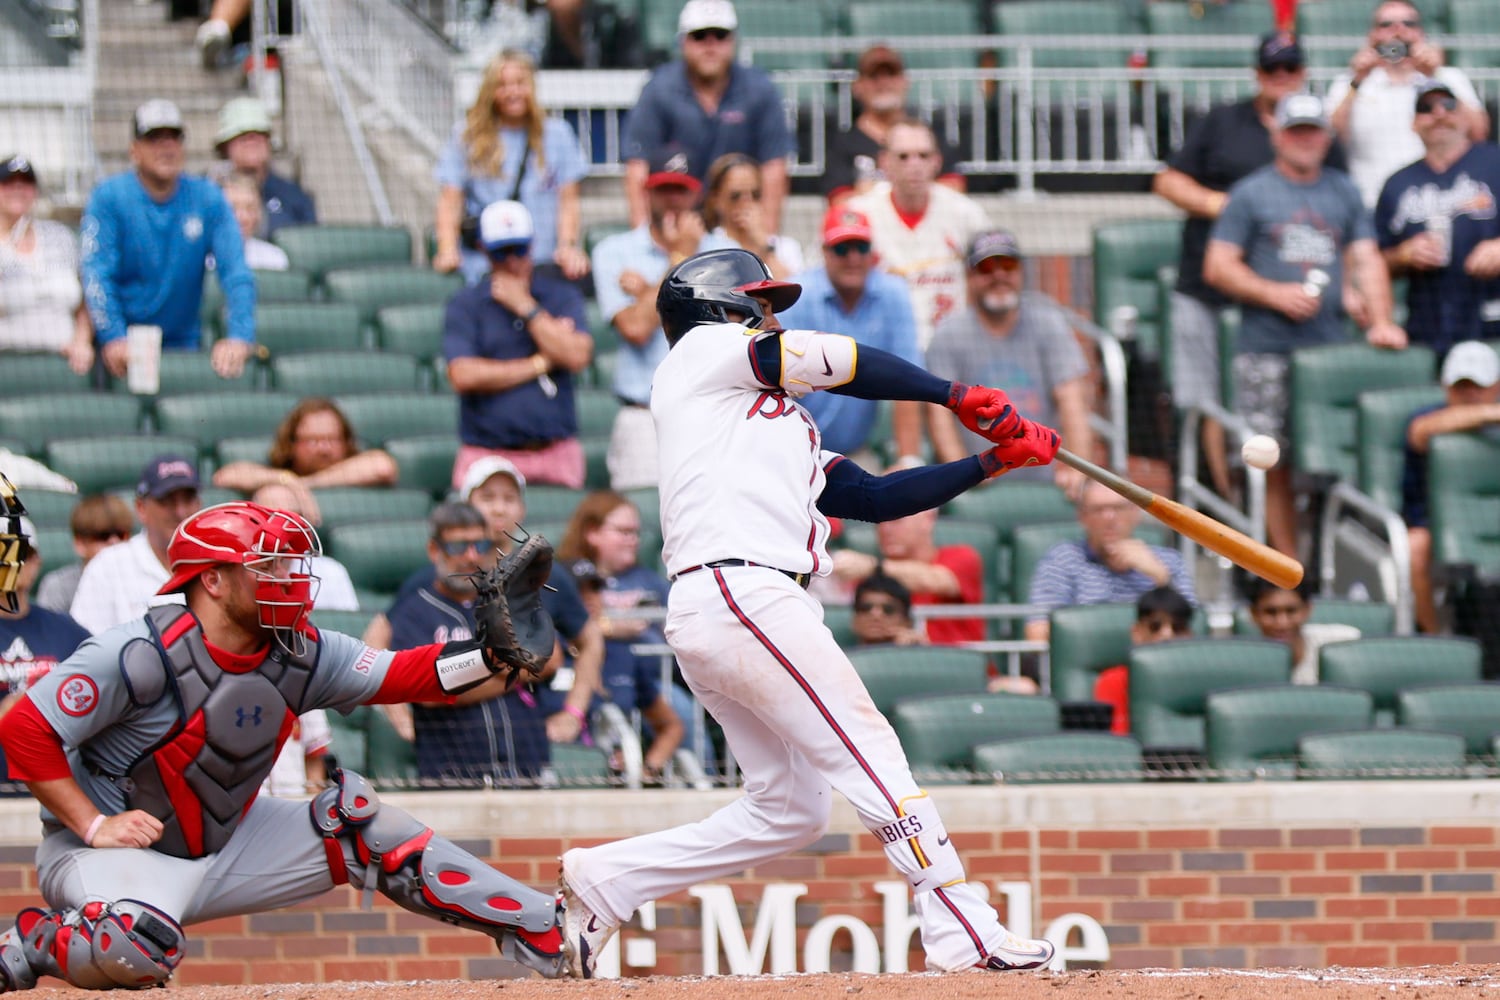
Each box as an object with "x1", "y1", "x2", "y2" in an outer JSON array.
[
  {"x1": 310, "y1": 769, "x2": 564, "y2": 977},
  {"x1": 0, "y1": 899, "x2": 184, "y2": 991}
]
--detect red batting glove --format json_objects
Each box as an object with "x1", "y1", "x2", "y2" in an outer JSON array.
[
  {"x1": 946, "y1": 382, "x2": 1021, "y2": 441},
  {"x1": 977, "y1": 418, "x2": 1061, "y2": 478}
]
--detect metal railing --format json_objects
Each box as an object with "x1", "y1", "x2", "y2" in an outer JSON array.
[
  {"x1": 1069, "y1": 307, "x2": 1130, "y2": 474},
  {"x1": 1318, "y1": 480, "x2": 1415, "y2": 635},
  {"x1": 0, "y1": 0, "x2": 95, "y2": 204}
]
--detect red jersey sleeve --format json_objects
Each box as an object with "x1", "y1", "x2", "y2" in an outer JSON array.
[
  {"x1": 372, "y1": 644, "x2": 462, "y2": 705},
  {"x1": 0, "y1": 697, "x2": 73, "y2": 782}
]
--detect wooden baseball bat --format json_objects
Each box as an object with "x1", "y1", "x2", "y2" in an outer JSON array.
[{"x1": 1054, "y1": 448, "x2": 1304, "y2": 590}]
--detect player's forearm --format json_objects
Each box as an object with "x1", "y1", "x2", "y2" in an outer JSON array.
[
  {"x1": 817, "y1": 453, "x2": 985, "y2": 523},
  {"x1": 26, "y1": 777, "x2": 105, "y2": 839}
]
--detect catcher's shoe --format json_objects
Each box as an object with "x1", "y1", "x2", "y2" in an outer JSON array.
[
  {"x1": 557, "y1": 857, "x2": 617, "y2": 979},
  {"x1": 498, "y1": 920, "x2": 567, "y2": 979},
  {"x1": 975, "y1": 933, "x2": 1056, "y2": 972}
]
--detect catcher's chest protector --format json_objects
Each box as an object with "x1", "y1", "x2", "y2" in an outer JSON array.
[{"x1": 117, "y1": 606, "x2": 319, "y2": 859}]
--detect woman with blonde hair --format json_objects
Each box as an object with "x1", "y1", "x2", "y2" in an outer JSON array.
[
  {"x1": 432, "y1": 49, "x2": 590, "y2": 286},
  {"x1": 701, "y1": 153, "x2": 803, "y2": 279}
]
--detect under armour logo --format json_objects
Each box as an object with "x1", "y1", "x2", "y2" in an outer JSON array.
[{"x1": 235, "y1": 706, "x2": 264, "y2": 727}]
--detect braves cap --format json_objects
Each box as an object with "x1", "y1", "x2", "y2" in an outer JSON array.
[
  {"x1": 1414, "y1": 76, "x2": 1457, "y2": 112},
  {"x1": 478, "y1": 199, "x2": 534, "y2": 251},
  {"x1": 1274, "y1": 93, "x2": 1328, "y2": 130},
  {"x1": 459, "y1": 456, "x2": 527, "y2": 502},
  {"x1": 137, "y1": 455, "x2": 201, "y2": 500},
  {"x1": 967, "y1": 230, "x2": 1023, "y2": 268},
  {"x1": 0, "y1": 156, "x2": 36, "y2": 184},
  {"x1": 1256, "y1": 32, "x2": 1304, "y2": 71},
  {"x1": 134, "y1": 99, "x2": 185, "y2": 138},
  {"x1": 645, "y1": 144, "x2": 702, "y2": 194},
  {"x1": 821, "y1": 204, "x2": 874, "y2": 246},
  {"x1": 857, "y1": 45, "x2": 904, "y2": 77},
  {"x1": 678, "y1": 0, "x2": 737, "y2": 35},
  {"x1": 1440, "y1": 341, "x2": 1500, "y2": 388}
]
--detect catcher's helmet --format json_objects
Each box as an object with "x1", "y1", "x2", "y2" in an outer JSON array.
[
  {"x1": 657, "y1": 248, "x2": 801, "y2": 347},
  {"x1": 159, "y1": 501, "x2": 322, "y2": 635},
  {"x1": 0, "y1": 474, "x2": 31, "y2": 615}
]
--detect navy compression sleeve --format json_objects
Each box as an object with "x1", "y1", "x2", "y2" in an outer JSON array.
[
  {"x1": 752, "y1": 336, "x2": 951, "y2": 402},
  {"x1": 817, "y1": 454, "x2": 987, "y2": 523}
]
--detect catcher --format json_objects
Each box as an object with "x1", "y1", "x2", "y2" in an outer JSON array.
[{"x1": 0, "y1": 498, "x2": 565, "y2": 991}]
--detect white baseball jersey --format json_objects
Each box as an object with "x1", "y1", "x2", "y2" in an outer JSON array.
[
  {"x1": 652, "y1": 322, "x2": 842, "y2": 578},
  {"x1": 848, "y1": 182, "x2": 990, "y2": 350}
]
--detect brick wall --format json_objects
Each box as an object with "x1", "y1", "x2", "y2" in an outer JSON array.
[{"x1": 0, "y1": 783, "x2": 1494, "y2": 982}]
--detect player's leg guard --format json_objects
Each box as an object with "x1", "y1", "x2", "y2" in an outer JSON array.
[
  {"x1": 310, "y1": 769, "x2": 565, "y2": 978},
  {"x1": 0, "y1": 899, "x2": 184, "y2": 991},
  {"x1": 868, "y1": 791, "x2": 966, "y2": 896}
]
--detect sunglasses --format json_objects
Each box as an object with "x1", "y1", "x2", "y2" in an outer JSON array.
[
  {"x1": 855, "y1": 599, "x2": 905, "y2": 616},
  {"x1": 688, "y1": 28, "x2": 731, "y2": 42},
  {"x1": 830, "y1": 240, "x2": 872, "y2": 257},
  {"x1": 974, "y1": 255, "x2": 1021, "y2": 275},
  {"x1": 1375, "y1": 18, "x2": 1419, "y2": 28},
  {"x1": 1417, "y1": 95, "x2": 1458, "y2": 115},
  {"x1": 436, "y1": 538, "x2": 489, "y2": 557},
  {"x1": 487, "y1": 244, "x2": 530, "y2": 261}
]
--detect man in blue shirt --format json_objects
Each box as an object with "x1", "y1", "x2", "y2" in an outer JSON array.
[
  {"x1": 591, "y1": 149, "x2": 734, "y2": 490},
  {"x1": 82, "y1": 99, "x2": 256, "y2": 379},
  {"x1": 777, "y1": 205, "x2": 922, "y2": 463},
  {"x1": 444, "y1": 200, "x2": 594, "y2": 490},
  {"x1": 1376, "y1": 79, "x2": 1500, "y2": 359},
  {"x1": 214, "y1": 97, "x2": 317, "y2": 237},
  {"x1": 621, "y1": 0, "x2": 795, "y2": 230}
]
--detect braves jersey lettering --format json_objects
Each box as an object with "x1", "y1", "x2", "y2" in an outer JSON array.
[
  {"x1": 746, "y1": 392, "x2": 795, "y2": 421},
  {"x1": 874, "y1": 815, "x2": 924, "y2": 844}
]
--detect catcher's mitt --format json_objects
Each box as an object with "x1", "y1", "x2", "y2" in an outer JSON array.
[{"x1": 473, "y1": 533, "x2": 557, "y2": 684}]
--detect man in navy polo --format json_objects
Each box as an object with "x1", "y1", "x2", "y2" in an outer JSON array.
[
  {"x1": 621, "y1": 0, "x2": 795, "y2": 231},
  {"x1": 443, "y1": 199, "x2": 594, "y2": 490}
]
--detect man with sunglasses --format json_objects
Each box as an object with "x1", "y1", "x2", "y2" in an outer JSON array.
[
  {"x1": 1375, "y1": 78, "x2": 1500, "y2": 358},
  {"x1": 621, "y1": 0, "x2": 794, "y2": 232},
  {"x1": 776, "y1": 205, "x2": 922, "y2": 465},
  {"x1": 927, "y1": 231, "x2": 1093, "y2": 497},
  {"x1": 848, "y1": 573, "x2": 923, "y2": 648},
  {"x1": 444, "y1": 199, "x2": 594, "y2": 491},
  {"x1": 1327, "y1": 0, "x2": 1488, "y2": 208}
]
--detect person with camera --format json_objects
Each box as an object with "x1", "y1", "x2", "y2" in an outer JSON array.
[{"x1": 1326, "y1": 0, "x2": 1489, "y2": 208}]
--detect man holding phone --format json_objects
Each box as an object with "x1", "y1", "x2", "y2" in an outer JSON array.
[{"x1": 1326, "y1": 0, "x2": 1488, "y2": 208}]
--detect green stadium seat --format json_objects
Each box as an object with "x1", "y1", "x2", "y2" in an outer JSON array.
[
  {"x1": 254, "y1": 302, "x2": 365, "y2": 356},
  {"x1": 586, "y1": 300, "x2": 620, "y2": 355},
  {"x1": 1290, "y1": 343, "x2": 1436, "y2": 483},
  {"x1": 847, "y1": 646, "x2": 990, "y2": 717},
  {"x1": 892, "y1": 692, "x2": 1062, "y2": 783},
  {"x1": 271, "y1": 225, "x2": 414, "y2": 283},
  {"x1": 823, "y1": 605, "x2": 856, "y2": 648},
  {"x1": 524, "y1": 485, "x2": 587, "y2": 525},
  {"x1": 993, "y1": 1, "x2": 1138, "y2": 68},
  {"x1": 575, "y1": 388, "x2": 623, "y2": 441},
  {"x1": 622, "y1": 487, "x2": 660, "y2": 534},
  {"x1": 3, "y1": 353, "x2": 94, "y2": 396},
  {"x1": 1297, "y1": 729, "x2": 1467, "y2": 780},
  {"x1": 116, "y1": 352, "x2": 259, "y2": 396},
  {"x1": 1396, "y1": 682, "x2": 1500, "y2": 754},
  {"x1": 1318, "y1": 636, "x2": 1482, "y2": 726},
  {"x1": 1205, "y1": 684, "x2": 1373, "y2": 777},
  {"x1": 18, "y1": 490, "x2": 79, "y2": 529},
  {"x1": 252, "y1": 267, "x2": 315, "y2": 303},
  {"x1": 332, "y1": 393, "x2": 457, "y2": 447},
  {"x1": 973, "y1": 732, "x2": 1145, "y2": 783},
  {"x1": 310, "y1": 487, "x2": 433, "y2": 531},
  {"x1": 325, "y1": 705, "x2": 369, "y2": 774},
  {"x1": 199, "y1": 486, "x2": 241, "y2": 508},
  {"x1": 1129, "y1": 637, "x2": 1290, "y2": 753},
  {"x1": 354, "y1": 587, "x2": 394, "y2": 613},
  {"x1": 1091, "y1": 219, "x2": 1183, "y2": 359},
  {"x1": 587, "y1": 348, "x2": 618, "y2": 391},
  {"x1": 1048, "y1": 602, "x2": 1135, "y2": 703},
  {"x1": 583, "y1": 436, "x2": 610, "y2": 490},
  {"x1": 45, "y1": 435, "x2": 203, "y2": 496},
  {"x1": 1450, "y1": 0, "x2": 1500, "y2": 69},
  {"x1": 1147, "y1": 2, "x2": 1274, "y2": 69},
  {"x1": 1428, "y1": 432, "x2": 1500, "y2": 577},
  {"x1": 310, "y1": 608, "x2": 377, "y2": 640},
  {"x1": 365, "y1": 705, "x2": 419, "y2": 788},
  {"x1": 1231, "y1": 597, "x2": 1397, "y2": 637},
  {"x1": 154, "y1": 393, "x2": 301, "y2": 456},
  {"x1": 385, "y1": 434, "x2": 459, "y2": 498},
  {"x1": 736, "y1": 0, "x2": 829, "y2": 71},
  {"x1": 214, "y1": 436, "x2": 272, "y2": 467},
  {"x1": 375, "y1": 303, "x2": 446, "y2": 362},
  {"x1": 583, "y1": 221, "x2": 631, "y2": 258},
  {"x1": 550, "y1": 744, "x2": 615, "y2": 788},
  {"x1": 1296, "y1": 0, "x2": 1379, "y2": 69},
  {"x1": 326, "y1": 518, "x2": 430, "y2": 594},
  {"x1": 323, "y1": 266, "x2": 464, "y2": 328},
  {"x1": 32, "y1": 527, "x2": 78, "y2": 572},
  {"x1": 1356, "y1": 385, "x2": 1446, "y2": 511},
  {"x1": 271, "y1": 351, "x2": 423, "y2": 395},
  {"x1": 852, "y1": 2, "x2": 984, "y2": 102},
  {"x1": 0, "y1": 394, "x2": 143, "y2": 453}
]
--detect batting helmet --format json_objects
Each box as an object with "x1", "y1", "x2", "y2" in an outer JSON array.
[
  {"x1": 0, "y1": 474, "x2": 31, "y2": 615},
  {"x1": 656, "y1": 248, "x2": 801, "y2": 347},
  {"x1": 158, "y1": 501, "x2": 322, "y2": 634}
]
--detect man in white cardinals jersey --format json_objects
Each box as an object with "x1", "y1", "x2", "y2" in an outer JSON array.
[
  {"x1": 556, "y1": 248, "x2": 1062, "y2": 978},
  {"x1": 848, "y1": 118, "x2": 990, "y2": 350}
]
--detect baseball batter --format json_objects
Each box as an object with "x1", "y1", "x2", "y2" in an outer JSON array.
[
  {"x1": 558, "y1": 248, "x2": 1061, "y2": 977},
  {"x1": 0, "y1": 498, "x2": 568, "y2": 991}
]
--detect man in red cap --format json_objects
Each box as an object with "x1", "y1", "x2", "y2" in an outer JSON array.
[
  {"x1": 0, "y1": 500, "x2": 570, "y2": 991},
  {"x1": 777, "y1": 204, "x2": 922, "y2": 466}
]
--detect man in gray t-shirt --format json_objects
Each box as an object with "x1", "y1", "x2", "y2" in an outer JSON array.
[
  {"x1": 927, "y1": 231, "x2": 1093, "y2": 491},
  {"x1": 1203, "y1": 93, "x2": 1405, "y2": 557}
]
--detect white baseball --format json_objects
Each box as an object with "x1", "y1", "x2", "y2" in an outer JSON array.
[{"x1": 1241, "y1": 434, "x2": 1280, "y2": 470}]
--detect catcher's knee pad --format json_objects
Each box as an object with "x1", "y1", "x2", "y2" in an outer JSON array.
[
  {"x1": 3, "y1": 900, "x2": 183, "y2": 991},
  {"x1": 870, "y1": 792, "x2": 965, "y2": 895}
]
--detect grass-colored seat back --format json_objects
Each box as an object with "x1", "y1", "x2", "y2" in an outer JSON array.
[
  {"x1": 1049, "y1": 602, "x2": 1135, "y2": 703},
  {"x1": 973, "y1": 732, "x2": 1145, "y2": 783},
  {"x1": 1298, "y1": 728, "x2": 1467, "y2": 779},
  {"x1": 1205, "y1": 684, "x2": 1373, "y2": 776},
  {"x1": 324, "y1": 266, "x2": 464, "y2": 327},
  {"x1": 1319, "y1": 636, "x2": 1482, "y2": 721},
  {"x1": 333, "y1": 392, "x2": 457, "y2": 447},
  {"x1": 525, "y1": 485, "x2": 587, "y2": 525},
  {"x1": 1428, "y1": 433, "x2": 1500, "y2": 575},
  {"x1": 325, "y1": 518, "x2": 430, "y2": 594},
  {"x1": 1396, "y1": 682, "x2": 1500, "y2": 754},
  {"x1": 1146, "y1": 3, "x2": 1274, "y2": 69},
  {"x1": 1356, "y1": 385, "x2": 1446, "y2": 511},
  {"x1": 993, "y1": 2, "x2": 1137, "y2": 69},
  {"x1": 252, "y1": 267, "x2": 315, "y2": 302},
  {"x1": 254, "y1": 302, "x2": 364, "y2": 355},
  {"x1": 550, "y1": 744, "x2": 615, "y2": 788},
  {"x1": 1232, "y1": 598, "x2": 1396, "y2": 637},
  {"x1": 19, "y1": 490, "x2": 80, "y2": 529},
  {"x1": 1129, "y1": 638, "x2": 1290, "y2": 751},
  {"x1": 310, "y1": 487, "x2": 434, "y2": 531},
  {"x1": 45, "y1": 435, "x2": 202, "y2": 496},
  {"x1": 3, "y1": 353, "x2": 95, "y2": 396},
  {"x1": 0, "y1": 394, "x2": 143, "y2": 453},
  {"x1": 310, "y1": 608, "x2": 377, "y2": 641},
  {"x1": 385, "y1": 435, "x2": 459, "y2": 498},
  {"x1": 1290, "y1": 343, "x2": 1435, "y2": 481},
  {"x1": 272, "y1": 351, "x2": 423, "y2": 395},
  {"x1": 376, "y1": 303, "x2": 446, "y2": 361},
  {"x1": 850, "y1": 2, "x2": 981, "y2": 70},
  {"x1": 1092, "y1": 219, "x2": 1183, "y2": 358},
  {"x1": 736, "y1": 0, "x2": 830, "y2": 71},
  {"x1": 154, "y1": 392, "x2": 301, "y2": 453},
  {"x1": 847, "y1": 646, "x2": 990, "y2": 717},
  {"x1": 892, "y1": 692, "x2": 1061, "y2": 782},
  {"x1": 1450, "y1": 0, "x2": 1500, "y2": 68},
  {"x1": 272, "y1": 224, "x2": 413, "y2": 282},
  {"x1": 932, "y1": 518, "x2": 1002, "y2": 604}
]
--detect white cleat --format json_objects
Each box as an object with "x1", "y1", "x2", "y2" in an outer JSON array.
[
  {"x1": 975, "y1": 933, "x2": 1056, "y2": 971},
  {"x1": 557, "y1": 860, "x2": 618, "y2": 979}
]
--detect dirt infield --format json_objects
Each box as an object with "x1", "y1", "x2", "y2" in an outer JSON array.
[{"x1": 25, "y1": 966, "x2": 1500, "y2": 1000}]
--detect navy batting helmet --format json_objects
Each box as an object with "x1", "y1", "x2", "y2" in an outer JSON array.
[{"x1": 656, "y1": 248, "x2": 801, "y2": 347}]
